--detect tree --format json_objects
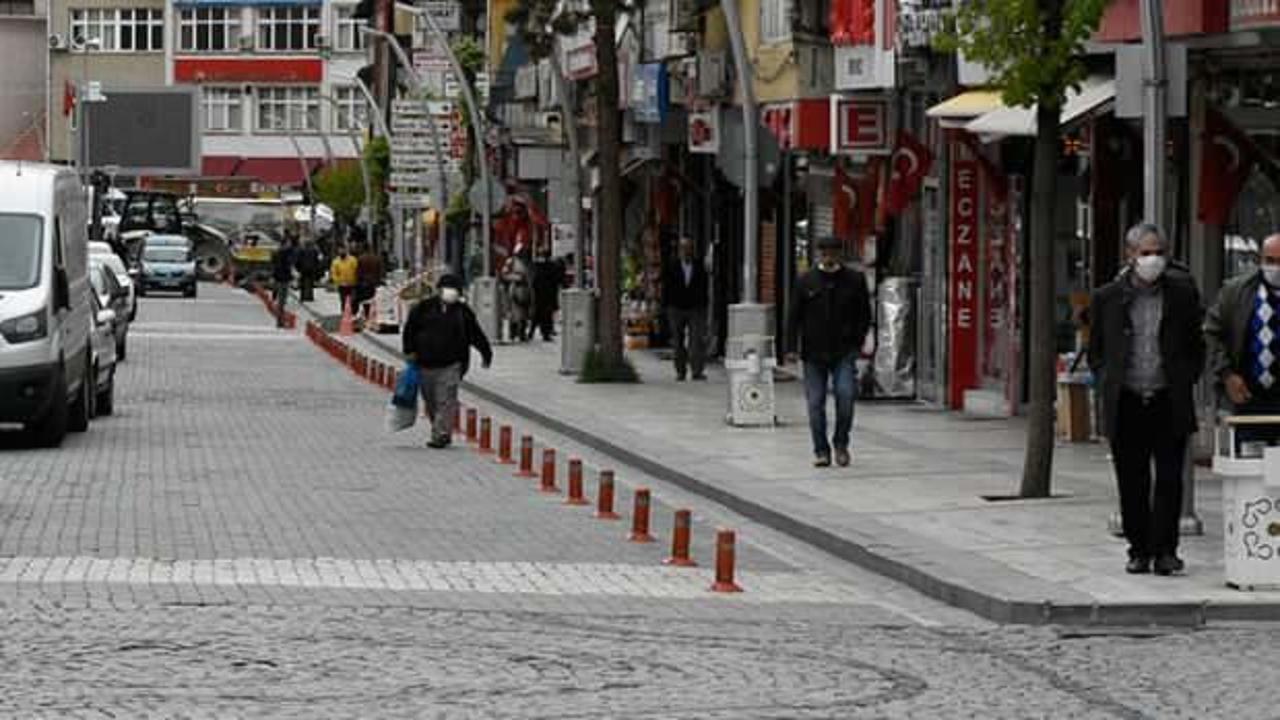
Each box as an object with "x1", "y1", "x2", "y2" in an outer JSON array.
[
  {"x1": 508, "y1": 0, "x2": 628, "y2": 376},
  {"x1": 940, "y1": 0, "x2": 1107, "y2": 497},
  {"x1": 313, "y1": 162, "x2": 366, "y2": 227}
]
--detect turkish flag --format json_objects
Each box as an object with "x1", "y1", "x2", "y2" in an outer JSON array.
[
  {"x1": 831, "y1": 0, "x2": 875, "y2": 45},
  {"x1": 1198, "y1": 110, "x2": 1256, "y2": 226},
  {"x1": 885, "y1": 130, "x2": 934, "y2": 216},
  {"x1": 63, "y1": 81, "x2": 76, "y2": 117},
  {"x1": 830, "y1": 0, "x2": 851, "y2": 45},
  {"x1": 858, "y1": 156, "x2": 883, "y2": 240},
  {"x1": 833, "y1": 163, "x2": 858, "y2": 241}
]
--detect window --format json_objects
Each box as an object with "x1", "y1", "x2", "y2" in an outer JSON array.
[
  {"x1": 179, "y1": 7, "x2": 242, "y2": 52},
  {"x1": 334, "y1": 4, "x2": 364, "y2": 52},
  {"x1": 70, "y1": 8, "x2": 164, "y2": 52},
  {"x1": 0, "y1": 215, "x2": 42, "y2": 290},
  {"x1": 758, "y1": 0, "x2": 791, "y2": 44},
  {"x1": 332, "y1": 86, "x2": 366, "y2": 131},
  {"x1": 256, "y1": 87, "x2": 320, "y2": 132},
  {"x1": 256, "y1": 6, "x2": 320, "y2": 51},
  {"x1": 202, "y1": 87, "x2": 243, "y2": 132},
  {"x1": 0, "y1": 0, "x2": 36, "y2": 16}
]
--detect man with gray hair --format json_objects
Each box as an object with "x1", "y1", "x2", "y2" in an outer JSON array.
[{"x1": 1089, "y1": 223, "x2": 1204, "y2": 576}]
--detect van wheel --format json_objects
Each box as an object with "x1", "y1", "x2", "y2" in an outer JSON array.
[
  {"x1": 95, "y1": 370, "x2": 115, "y2": 417},
  {"x1": 68, "y1": 357, "x2": 92, "y2": 432},
  {"x1": 28, "y1": 365, "x2": 68, "y2": 448}
]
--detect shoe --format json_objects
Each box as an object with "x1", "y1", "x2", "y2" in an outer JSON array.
[
  {"x1": 1153, "y1": 555, "x2": 1185, "y2": 576},
  {"x1": 676, "y1": 374, "x2": 687, "y2": 382},
  {"x1": 691, "y1": 373, "x2": 707, "y2": 381},
  {"x1": 814, "y1": 453, "x2": 832, "y2": 468},
  {"x1": 1125, "y1": 556, "x2": 1151, "y2": 574},
  {"x1": 427, "y1": 437, "x2": 451, "y2": 449},
  {"x1": 835, "y1": 449, "x2": 851, "y2": 467}
]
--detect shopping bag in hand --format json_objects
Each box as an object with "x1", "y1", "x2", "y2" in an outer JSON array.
[
  {"x1": 392, "y1": 362, "x2": 420, "y2": 409},
  {"x1": 385, "y1": 402, "x2": 417, "y2": 432}
]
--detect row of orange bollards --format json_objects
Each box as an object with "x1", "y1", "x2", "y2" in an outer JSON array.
[
  {"x1": 250, "y1": 285, "x2": 298, "y2": 329},
  {"x1": 302, "y1": 320, "x2": 743, "y2": 594}
]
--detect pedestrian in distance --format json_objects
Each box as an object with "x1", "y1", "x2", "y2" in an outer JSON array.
[
  {"x1": 786, "y1": 236, "x2": 872, "y2": 468},
  {"x1": 664, "y1": 236, "x2": 709, "y2": 380},
  {"x1": 271, "y1": 237, "x2": 296, "y2": 328},
  {"x1": 1205, "y1": 233, "x2": 1280, "y2": 446},
  {"x1": 356, "y1": 243, "x2": 385, "y2": 321},
  {"x1": 295, "y1": 239, "x2": 322, "y2": 303},
  {"x1": 531, "y1": 244, "x2": 566, "y2": 342},
  {"x1": 402, "y1": 274, "x2": 493, "y2": 449},
  {"x1": 330, "y1": 245, "x2": 359, "y2": 316},
  {"x1": 1089, "y1": 223, "x2": 1204, "y2": 576}
]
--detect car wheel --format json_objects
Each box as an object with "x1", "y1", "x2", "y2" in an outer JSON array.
[
  {"x1": 68, "y1": 356, "x2": 92, "y2": 433},
  {"x1": 28, "y1": 364, "x2": 68, "y2": 448},
  {"x1": 186, "y1": 284, "x2": 198, "y2": 299},
  {"x1": 95, "y1": 370, "x2": 115, "y2": 417}
]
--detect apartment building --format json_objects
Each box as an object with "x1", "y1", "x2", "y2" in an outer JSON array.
[{"x1": 0, "y1": 0, "x2": 47, "y2": 160}]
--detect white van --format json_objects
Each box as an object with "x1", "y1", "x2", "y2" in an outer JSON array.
[{"x1": 0, "y1": 161, "x2": 94, "y2": 446}]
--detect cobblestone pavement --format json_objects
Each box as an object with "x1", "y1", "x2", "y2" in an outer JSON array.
[{"x1": 0, "y1": 286, "x2": 1277, "y2": 718}]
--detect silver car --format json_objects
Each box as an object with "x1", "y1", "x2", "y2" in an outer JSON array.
[{"x1": 87, "y1": 290, "x2": 117, "y2": 417}]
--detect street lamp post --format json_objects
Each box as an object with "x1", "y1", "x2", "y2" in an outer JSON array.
[{"x1": 321, "y1": 93, "x2": 374, "y2": 251}]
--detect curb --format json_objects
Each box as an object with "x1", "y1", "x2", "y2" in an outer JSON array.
[{"x1": 300, "y1": 300, "x2": 1280, "y2": 626}]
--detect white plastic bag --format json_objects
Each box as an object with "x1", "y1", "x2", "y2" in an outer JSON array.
[{"x1": 385, "y1": 402, "x2": 417, "y2": 433}]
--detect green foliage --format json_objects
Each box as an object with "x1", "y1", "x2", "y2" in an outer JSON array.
[
  {"x1": 578, "y1": 346, "x2": 640, "y2": 383},
  {"x1": 451, "y1": 35, "x2": 485, "y2": 77},
  {"x1": 446, "y1": 190, "x2": 471, "y2": 228},
  {"x1": 365, "y1": 135, "x2": 390, "y2": 217},
  {"x1": 936, "y1": 0, "x2": 1109, "y2": 109},
  {"x1": 312, "y1": 162, "x2": 365, "y2": 225}
]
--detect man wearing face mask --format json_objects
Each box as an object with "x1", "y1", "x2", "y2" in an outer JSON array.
[
  {"x1": 402, "y1": 274, "x2": 493, "y2": 449},
  {"x1": 786, "y1": 236, "x2": 872, "y2": 468},
  {"x1": 1205, "y1": 233, "x2": 1280, "y2": 440},
  {"x1": 1088, "y1": 223, "x2": 1204, "y2": 576}
]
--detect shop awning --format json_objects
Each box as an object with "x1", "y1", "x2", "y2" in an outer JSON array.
[
  {"x1": 925, "y1": 90, "x2": 1005, "y2": 128},
  {"x1": 963, "y1": 76, "x2": 1115, "y2": 138},
  {"x1": 201, "y1": 156, "x2": 241, "y2": 176},
  {"x1": 233, "y1": 157, "x2": 323, "y2": 186}
]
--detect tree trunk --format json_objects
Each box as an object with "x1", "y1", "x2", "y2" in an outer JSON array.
[
  {"x1": 593, "y1": 1, "x2": 624, "y2": 365},
  {"x1": 1019, "y1": 101, "x2": 1062, "y2": 498}
]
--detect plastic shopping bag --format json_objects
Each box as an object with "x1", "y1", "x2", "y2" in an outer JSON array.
[
  {"x1": 385, "y1": 402, "x2": 417, "y2": 432},
  {"x1": 393, "y1": 362, "x2": 420, "y2": 409}
]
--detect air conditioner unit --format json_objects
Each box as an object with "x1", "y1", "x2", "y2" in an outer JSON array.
[
  {"x1": 48, "y1": 33, "x2": 68, "y2": 51},
  {"x1": 314, "y1": 34, "x2": 330, "y2": 49},
  {"x1": 238, "y1": 35, "x2": 254, "y2": 51}
]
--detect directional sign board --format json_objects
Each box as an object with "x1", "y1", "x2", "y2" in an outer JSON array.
[
  {"x1": 390, "y1": 98, "x2": 463, "y2": 196},
  {"x1": 415, "y1": 2, "x2": 461, "y2": 32}
]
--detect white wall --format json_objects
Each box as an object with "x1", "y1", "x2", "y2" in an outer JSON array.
[{"x1": 0, "y1": 16, "x2": 47, "y2": 154}]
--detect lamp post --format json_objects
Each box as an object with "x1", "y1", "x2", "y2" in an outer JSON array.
[{"x1": 321, "y1": 92, "x2": 374, "y2": 249}]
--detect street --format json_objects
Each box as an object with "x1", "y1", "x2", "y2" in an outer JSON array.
[{"x1": 0, "y1": 284, "x2": 1277, "y2": 718}]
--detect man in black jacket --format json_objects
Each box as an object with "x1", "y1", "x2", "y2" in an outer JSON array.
[
  {"x1": 787, "y1": 236, "x2": 872, "y2": 468},
  {"x1": 294, "y1": 240, "x2": 321, "y2": 302},
  {"x1": 664, "y1": 237, "x2": 709, "y2": 381},
  {"x1": 402, "y1": 274, "x2": 494, "y2": 448},
  {"x1": 271, "y1": 237, "x2": 296, "y2": 328},
  {"x1": 1089, "y1": 223, "x2": 1204, "y2": 576},
  {"x1": 530, "y1": 245, "x2": 566, "y2": 342}
]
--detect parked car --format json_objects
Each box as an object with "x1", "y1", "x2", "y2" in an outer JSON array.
[
  {"x1": 89, "y1": 245, "x2": 137, "y2": 321},
  {"x1": 143, "y1": 233, "x2": 194, "y2": 252},
  {"x1": 88, "y1": 264, "x2": 131, "y2": 361},
  {"x1": 0, "y1": 161, "x2": 94, "y2": 447},
  {"x1": 87, "y1": 290, "x2": 116, "y2": 417},
  {"x1": 139, "y1": 244, "x2": 198, "y2": 298}
]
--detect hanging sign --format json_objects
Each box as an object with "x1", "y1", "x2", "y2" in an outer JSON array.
[{"x1": 948, "y1": 155, "x2": 980, "y2": 409}]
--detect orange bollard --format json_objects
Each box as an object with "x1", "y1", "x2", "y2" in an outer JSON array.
[
  {"x1": 664, "y1": 510, "x2": 697, "y2": 567},
  {"x1": 496, "y1": 425, "x2": 514, "y2": 465},
  {"x1": 478, "y1": 417, "x2": 493, "y2": 454},
  {"x1": 564, "y1": 458, "x2": 588, "y2": 506},
  {"x1": 595, "y1": 471, "x2": 620, "y2": 520},
  {"x1": 452, "y1": 405, "x2": 462, "y2": 435},
  {"x1": 515, "y1": 436, "x2": 537, "y2": 478},
  {"x1": 465, "y1": 408, "x2": 478, "y2": 444},
  {"x1": 710, "y1": 529, "x2": 743, "y2": 592},
  {"x1": 540, "y1": 448, "x2": 558, "y2": 493},
  {"x1": 628, "y1": 488, "x2": 655, "y2": 543},
  {"x1": 339, "y1": 297, "x2": 355, "y2": 336}
]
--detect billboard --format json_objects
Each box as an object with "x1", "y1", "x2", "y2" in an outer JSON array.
[{"x1": 82, "y1": 87, "x2": 201, "y2": 175}]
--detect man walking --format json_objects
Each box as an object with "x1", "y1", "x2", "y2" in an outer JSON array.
[
  {"x1": 295, "y1": 239, "x2": 321, "y2": 302},
  {"x1": 271, "y1": 237, "x2": 296, "y2": 328},
  {"x1": 330, "y1": 245, "x2": 359, "y2": 315},
  {"x1": 356, "y1": 243, "x2": 385, "y2": 321},
  {"x1": 787, "y1": 236, "x2": 872, "y2": 468},
  {"x1": 1205, "y1": 233, "x2": 1280, "y2": 444},
  {"x1": 531, "y1": 244, "x2": 566, "y2": 342},
  {"x1": 1089, "y1": 223, "x2": 1204, "y2": 576},
  {"x1": 663, "y1": 237, "x2": 708, "y2": 381},
  {"x1": 402, "y1": 274, "x2": 493, "y2": 449}
]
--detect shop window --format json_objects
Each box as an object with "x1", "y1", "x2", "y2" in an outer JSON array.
[
  {"x1": 70, "y1": 8, "x2": 164, "y2": 52},
  {"x1": 202, "y1": 87, "x2": 243, "y2": 133},
  {"x1": 759, "y1": 0, "x2": 792, "y2": 44},
  {"x1": 179, "y1": 7, "x2": 242, "y2": 52},
  {"x1": 256, "y1": 6, "x2": 320, "y2": 52}
]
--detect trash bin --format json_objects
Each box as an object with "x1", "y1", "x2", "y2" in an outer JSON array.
[{"x1": 1213, "y1": 415, "x2": 1280, "y2": 591}]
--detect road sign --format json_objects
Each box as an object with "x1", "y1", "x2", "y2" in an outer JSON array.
[
  {"x1": 390, "y1": 193, "x2": 434, "y2": 209},
  {"x1": 417, "y1": 2, "x2": 460, "y2": 32}
]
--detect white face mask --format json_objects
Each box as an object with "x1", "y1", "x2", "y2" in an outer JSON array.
[
  {"x1": 1133, "y1": 255, "x2": 1167, "y2": 283},
  {"x1": 439, "y1": 287, "x2": 460, "y2": 304},
  {"x1": 1263, "y1": 266, "x2": 1280, "y2": 288}
]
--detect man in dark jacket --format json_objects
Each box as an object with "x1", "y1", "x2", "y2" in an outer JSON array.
[
  {"x1": 402, "y1": 274, "x2": 493, "y2": 448},
  {"x1": 294, "y1": 240, "x2": 321, "y2": 302},
  {"x1": 786, "y1": 236, "x2": 872, "y2": 468},
  {"x1": 664, "y1": 236, "x2": 709, "y2": 380},
  {"x1": 530, "y1": 245, "x2": 566, "y2": 342},
  {"x1": 356, "y1": 244, "x2": 385, "y2": 321},
  {"x1": 1089, "y1": 223, "x2": 1204, "y2": 576},
  {"x1": 271, "y1": 238, "x2": 296, "y2": 328}
]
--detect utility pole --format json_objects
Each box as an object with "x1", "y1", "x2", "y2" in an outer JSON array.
[{"x1": 720, "y1": 0, "x2": 758, "y2": 303}]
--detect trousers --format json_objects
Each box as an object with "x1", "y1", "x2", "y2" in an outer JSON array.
[
  {"x1": 1110, "y1": 389, "x2": 1187, "y2": 559},
  {"x1": 419, "y1": 363, "x2": 462, "y2": 444}
]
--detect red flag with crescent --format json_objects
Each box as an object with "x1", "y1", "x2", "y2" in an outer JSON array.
[
  {"x1": 1198, "y1": 109, "x2": 1256, "y2": 226},
  {"x1": 885, "y1": 129, "x2": 933, "y2": 216},
  {"x1": 833, "y1": 163, "x2": 858, "y2": 241}
]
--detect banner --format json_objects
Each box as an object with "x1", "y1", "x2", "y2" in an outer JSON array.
[
  {"x1": 949, "y1": 156, "x2": 980, "y2": 409},
  {"x1": 1198, "y1": 109, "x2": 1256, "y2": 226},
  {"x1": 885, "y1": 129, "x2": 933, "y2": 215}
]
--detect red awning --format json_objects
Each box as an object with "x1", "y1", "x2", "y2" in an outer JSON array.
[
  {"x1": 233, "y1": 157, "x2": 323, "y2": 186},
  {"x1": 201, "y1": 156, "x2": 241, "y2": 176}
]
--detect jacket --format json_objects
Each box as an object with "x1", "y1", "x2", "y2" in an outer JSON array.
[
  {"x1": 402, "y1": 297, "x2": 493, "y2": 373},
  {"x1": 787, "y1": 266, "x2": 872, "y2": 364},
  {"x1": 272, "y1": 246, "x2": 295, "y2": 282},
  {"x1": 295, "y1": 245, "x2": 321, "y2": 277},
  {"x1": 357, "y1": 253, "x2": 384, "y2": 287},
  {"x1": 664, "y1": 259, "x2": 708, "y2": 310},
  {"x1": 1088, "y1": 267, "x2": 1205, "y2": 442},
  {"x1": 330, "y1": 255, "x2": 358, "y2": 287},
  {"x1": 1205, "y1": 269, "x2": 1271, "y2": 401}
]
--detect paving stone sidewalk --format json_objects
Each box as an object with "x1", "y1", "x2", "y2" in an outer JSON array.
[{"x1": 297, "y1": 287, "x2": 1280, "y2": 625}]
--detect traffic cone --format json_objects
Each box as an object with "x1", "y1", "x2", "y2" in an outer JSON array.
[{"x1": 339, "y1": 297, "x2": 355, "y2": 337}]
